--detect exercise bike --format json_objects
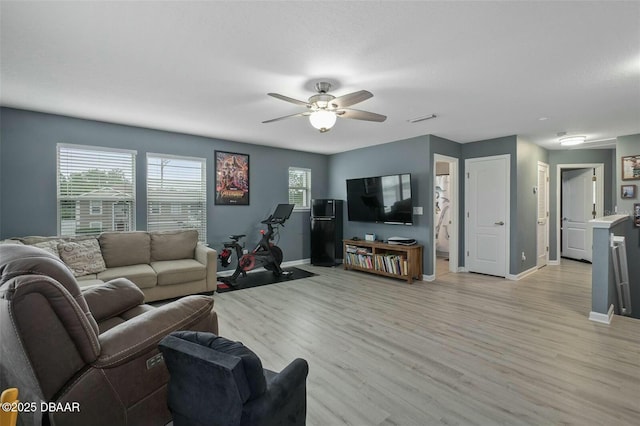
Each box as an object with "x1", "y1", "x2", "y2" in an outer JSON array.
[{"x1": 218, "y1": 204, "x2": 295, "y2": 286}]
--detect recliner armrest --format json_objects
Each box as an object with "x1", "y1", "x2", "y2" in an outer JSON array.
[
  {"x1": 242, "y1": 358, "x2": 309, "y2": 425},
  {"x1": 95, "y1": 295, "x2": 215, "y2": 368},
  {"x1": 82, "y1": 278, "x2": 145, "y2": 322}
]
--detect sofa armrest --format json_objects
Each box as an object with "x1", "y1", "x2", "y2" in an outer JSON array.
[
  {"x1": 195, "y1": 243, "x2": 217, "y2": 292},
  {"x1": 82, "y1": 278, "x2": 145, "y2": 322},
  {"x1": 95, "y1": 295, "x2": 216, "y2": 368}
]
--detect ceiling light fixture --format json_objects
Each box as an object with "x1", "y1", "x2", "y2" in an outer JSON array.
[
  {"x1": 309, "y1": 110, "x2": 337, "y2": 133},
  {"x1": 559, "y1": 135, "x2": 586, "y2": 146}
]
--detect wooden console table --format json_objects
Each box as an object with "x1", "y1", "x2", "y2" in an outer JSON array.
[{"x1": 343, "y1": 239, "x2": 423, "y2": 284}]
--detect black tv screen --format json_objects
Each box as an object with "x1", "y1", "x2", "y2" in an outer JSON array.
[{"x1": 346, "y1": 173, "x2": 413, "y2": 225}]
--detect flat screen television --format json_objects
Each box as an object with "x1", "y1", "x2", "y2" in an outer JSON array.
[{"x1": 346, "y1": 173, "x2": 413, "y2": 225}]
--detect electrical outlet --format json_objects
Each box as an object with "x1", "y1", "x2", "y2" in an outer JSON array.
[
  {"x1": 521, "y1": 251, "x2": 526, "y2": 261},
  {"x1": 413, "y1": 206, "x2": 423, "y2": 215}
]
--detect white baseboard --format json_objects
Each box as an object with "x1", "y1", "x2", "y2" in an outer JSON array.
[
  {"x1": 217, "y1": 258, "x2": 310, "y2": 277},
  {"x1": 589, "y1": 304, "x2": 614, "y2": 324},
  {"x1": 506, "y1": 265, "x2": 538, "y2": 281},
  {"x1": 423, "y1": 274, "x2": 436, "y2": 282},
  {"x1": 281, "y1": 258, "x2": 311, "y2": 268},
  {"x1": 457, "y1": 267, "x2": 468, "y2": 272},
  {"x1": 548, "y1": 259, "x2": 560, "y2": 266}
]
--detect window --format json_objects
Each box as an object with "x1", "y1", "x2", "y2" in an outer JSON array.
[
  {"x1": 288, "y1": 167, "x2": 311, "y2": 209},
  {"x1": 57, "y1": 144, "x2": 136, "y2": 236},
  {"x1": 89, "y1": 200, "x2": 102, "y2": 215},
  {"x1": 147, "y1": 153, "x2": 207, "y2": 242}
]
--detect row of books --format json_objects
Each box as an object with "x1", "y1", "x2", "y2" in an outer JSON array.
[{"x1": 344, "y1": 252, "x2": 408, "y2": 276}]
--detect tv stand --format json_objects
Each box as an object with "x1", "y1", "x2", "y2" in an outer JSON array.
[{"x1": 343, "y1": 239, "x2": 423, "y2": 284}]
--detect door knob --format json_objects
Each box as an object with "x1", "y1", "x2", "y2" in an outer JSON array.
[{"x1": 494, "y1": 221, "x2": 505, "y2": 226}]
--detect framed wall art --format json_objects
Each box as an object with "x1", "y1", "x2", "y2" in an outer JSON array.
[
  {"x1": 215, "y1": 151, "x2": 249, "y2": 205},
  {"x1": 621, "y1": 184, "x2": 637, "y2": 199},
  {"x1": 621, "y1": 155, "x2": 640, "y2": 180},
  {"x1": 634, "y1": 203, "x2": 640, "y2": 227}
]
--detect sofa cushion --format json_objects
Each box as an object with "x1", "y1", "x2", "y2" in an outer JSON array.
[
  {"x1": 58, "y1": 239, "x2": 107, "y2": 277},
  {"x1": 150, "y1": 230, "x2": 198, "y2": 262},
  {"x1": 99, "y1": 232, "x2": 151, "y2": 267},
  {"x1": 97, "y1": 264, "x2": 157, "y2": 289},
  {"x1": 151, "y1": 259, "x2": 206, "y2": 286}
]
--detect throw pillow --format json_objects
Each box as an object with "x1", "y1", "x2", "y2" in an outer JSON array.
[
  {"x1": 58, "y1": 239, "x2": 107, "y2": 277},
  {"x1": 32, "y1": 240, "x2": 64, "y2": 258}
]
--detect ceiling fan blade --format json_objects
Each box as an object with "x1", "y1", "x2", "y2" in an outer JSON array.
[
  {"x1": 336, "y1": 108, "x2": 387, "y2": 122},
  {"x1": 331, "y1": 90, "x2": 373, "y2": 108},
  {"x1": 262, "y1": 111, "x2": 310, "y2": 124},
  {"x1": 267, "y1": 93, "x2": 310, "y2": 107}
]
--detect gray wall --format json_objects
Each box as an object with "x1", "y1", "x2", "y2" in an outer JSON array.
[
  {"x1": 615, "y1": 133, "x2": 640, "y2": 318},
  {"x1": 547, "y1": 148, "x2": 615, "y2": 261},
  {"x1": 0, "y1": 107, "x2": 329, "y2": 263},
  {"x1": 328, "y1": 135, "x2": 432, "y2": 273},
  {"x1": 460, "y1": 135, "x2": 520, "y2": 274},
  {"x1": 515, "y1": 139, "x2": 549, "y2": 273}
]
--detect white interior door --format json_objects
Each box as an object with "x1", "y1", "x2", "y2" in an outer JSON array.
[
  {"x1": 465, "y1": 155, "x2": 509, "y2": 277},
  {"x1": 561, "y1": 168, "x2": 593, "y2": 262},
  {"x1": 537, "y1": 162, "x2": 549, "y2": 268}
]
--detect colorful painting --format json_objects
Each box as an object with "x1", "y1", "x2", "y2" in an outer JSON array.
[{"x1": 215, "y1": 151, "x2": 249, "y2": 205}]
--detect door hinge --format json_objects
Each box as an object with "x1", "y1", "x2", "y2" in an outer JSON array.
[
  {"x1": 546, "y1": 176, "x2": 549, "y2": 182},
  {"x1": 466, "y1": 212, "x2": 470, "y2": 218},
  {"x1": 592, "y1": 175, "x2": 597, "y2": 182},
  {"x1": 467, "y1": 172, "x2": 470, "y2": 179},
  {"x1": 546, "y1": 246, "x2": 549, "y2": 252},
  {"x1": 467, "y1": 250, "x2": 469, "y2": 257},
  {"x1": 546, "y1": 211, "x2": 549, "y2": 217}
]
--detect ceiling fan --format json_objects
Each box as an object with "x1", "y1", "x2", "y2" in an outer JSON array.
[{"x1": 262, "y1": 82, "x2": 387, "y2": 133}]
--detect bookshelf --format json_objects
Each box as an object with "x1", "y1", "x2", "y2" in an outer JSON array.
[{"x1": 343, "y1": 239, "x2": 423, "y2": 284}]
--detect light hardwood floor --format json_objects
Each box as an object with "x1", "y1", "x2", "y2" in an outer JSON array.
[{"x1": 213, "y1": 261, "x2": 640, "y2": 425}]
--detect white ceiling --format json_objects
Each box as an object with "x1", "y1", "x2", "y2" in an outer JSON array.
[{"x1": 1, "y1": 1, "x2": 639, "y2": 155}]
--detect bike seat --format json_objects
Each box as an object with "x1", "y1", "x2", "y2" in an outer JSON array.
[{"x1": 228, "y1": 234, "x2": 246, "y2": 240}]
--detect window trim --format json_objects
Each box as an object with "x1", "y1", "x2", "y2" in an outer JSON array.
[
  {"x1": 288, "y1": 166, "x2": 312, "y2": 211},
  {"x1": 146, "y1": 152, "x2": 207, "y2": 242},
  {"x1": 56, "y1": 143, "x2": 136, "y2": 236}
]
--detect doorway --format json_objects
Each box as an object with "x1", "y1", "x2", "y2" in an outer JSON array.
[
  {"x1": 433, "y1": 154, "x2": 458, "y2": 278},
  {"x1": 556, "y1": 163, "x2": 604, "y2": 263},
  {"x1": 465, "y1": 155, "x2": 510, "y2": 277},
  {"x1": 537, "y1": 162, "x2": 549, "y2": 269}
]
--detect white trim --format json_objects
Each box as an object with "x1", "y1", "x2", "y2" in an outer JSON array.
[
  {"x1": 536, "y1": 161, "x2": 550, "y2": 269},
  {"x1": 588, "y1": 305, "x2": 614, "y2": 324},
  {"x1": 548, "y1": 260, "x2": 560, "y2": 266},
  {"x1": 433, "y1": 154, "x2": 459, "y2": 277},
  {"x1": 217, "y1": 258, "x2": 311, "y2": 277},
  {"x1": 147, "y1": 151, "x2": 206, "y2": 163},
  {"x1": 457, "y1": 267, "x2": 468, "y2": 272},
  {"x1": 281, "y1": 258, "x2": 311, "y2": 268},
  {"x1": 555, "y1": 163, "x2": 604, "y2": 262},
  {"x1": 423, "y1": 274, "x2": 436, "y2": 282},
  {"x1": 58, "y1": 142, "x2": 137, "y2": 155},
  {"x1": 506, "y1": 265, "x2": 537, "y2": 281}
]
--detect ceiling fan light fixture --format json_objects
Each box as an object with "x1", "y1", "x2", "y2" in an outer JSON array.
[
  {"x1": 309, "y1": 110, "x2": 336, "y2": 132},
  {"x1": 559, "y1": 135, "x2": 586, "y2": 146}
]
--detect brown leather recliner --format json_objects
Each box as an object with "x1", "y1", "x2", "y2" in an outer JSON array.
[{"x1": 0, "y1": 244, "x2": 218, "y2": 426}]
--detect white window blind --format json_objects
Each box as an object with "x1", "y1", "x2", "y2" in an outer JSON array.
[
  {"x1": 288, "y1": 167, "x2": 311, "y2": 209},
  {"x1": 57, "y1": 144, "x2": 136, "y2": 236},
  {"x1": 147, "y1": 153, "x2": 207, "y2": 242}
]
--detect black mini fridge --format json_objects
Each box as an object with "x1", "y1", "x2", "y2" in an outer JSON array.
[{"x1": 310, "y1": 199, "x2": 344, "y2": 266}]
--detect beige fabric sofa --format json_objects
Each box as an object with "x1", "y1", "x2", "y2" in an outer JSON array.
[{"x1": 6, "y1": 229, "x2": 217, "y2": 302}]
